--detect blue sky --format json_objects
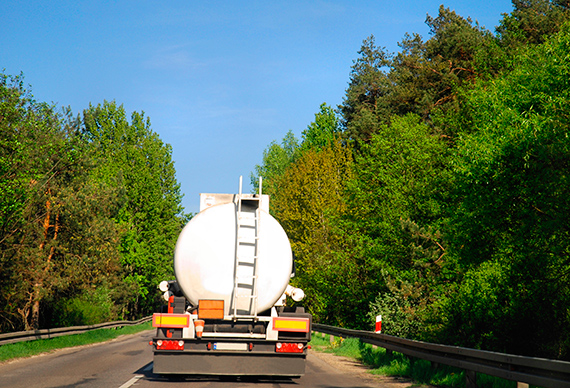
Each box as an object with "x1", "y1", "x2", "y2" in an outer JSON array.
[{"x1": 2, "y1": 0, "x2": 513, "y2": 214}]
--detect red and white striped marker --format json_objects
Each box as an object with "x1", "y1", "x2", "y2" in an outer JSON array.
[{"x1": 375, "y1": 315, "x2": 382, "y2": 333}]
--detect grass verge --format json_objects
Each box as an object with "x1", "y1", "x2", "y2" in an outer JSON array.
[
  {"x1": 309, "y1": 332, "x2": 516, "y2": 388},
  {"x1": 0, "y1": 321, "x2": 152, "y2": 363}
]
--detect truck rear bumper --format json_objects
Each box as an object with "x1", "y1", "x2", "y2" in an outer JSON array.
[{"x1": 153, "y1": 351, "x2": 306, "y2": 377}]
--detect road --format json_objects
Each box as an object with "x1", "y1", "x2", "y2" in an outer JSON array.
[{"x1": 0, "y1": 330, "x2": 395, "y2": 388}]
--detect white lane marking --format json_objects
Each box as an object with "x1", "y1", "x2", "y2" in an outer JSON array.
[
  {"x1": 118, "y1": 362, "x2": 152, "y2": 387},
  {"x1": 118, "y1": 375, "x2": 142, "y2": 388}
]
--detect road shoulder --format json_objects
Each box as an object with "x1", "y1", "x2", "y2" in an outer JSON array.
[{"x1": 309, "y1": 348, "x2": 420, "y2": 388}]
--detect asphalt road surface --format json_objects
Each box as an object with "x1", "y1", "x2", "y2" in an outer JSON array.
[{"x1": 0, "y1": 330, "x2": 396, "y2": 388}]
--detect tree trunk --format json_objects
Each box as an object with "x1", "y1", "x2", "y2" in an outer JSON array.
[{"x1": 29, "y1": 195, "x2": 59, "y2": 330}]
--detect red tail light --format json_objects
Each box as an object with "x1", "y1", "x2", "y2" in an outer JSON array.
[
  {"x1": 275, "y1": 342, "x2": 305, "y2": 353},
  {"x1": 156, "y1": 339, "x2": 184, "y2": 350}
]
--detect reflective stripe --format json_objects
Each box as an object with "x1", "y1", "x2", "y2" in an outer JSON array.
[
  {"x1": 152, "y1": 313, "x2": 190, "y2": 328},
  {"x1": 272, "y1": 317, "x2": 310, "y2": 332}
]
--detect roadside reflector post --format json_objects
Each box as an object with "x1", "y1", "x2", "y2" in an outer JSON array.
[{"x1": 375, "y1": 315, "x2": 382, "y2": 333}]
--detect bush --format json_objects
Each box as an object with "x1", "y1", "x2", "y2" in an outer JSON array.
[
  {"x1": 368, "y1": 291, "x2": 421, "y2": 338},
  {"x1": 54, "y1": 287, "x2": 115, "y2": 326}
]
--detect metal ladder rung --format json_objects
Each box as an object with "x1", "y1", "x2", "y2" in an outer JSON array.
[
  {"x1": 238, "y1": 243, "x2": 257, "y2": 248},
  {"x1": 238, "y1": 235, "x2": 259, "y2": 240},
  {"x1": 238, "y1": 240, "x2": 259, "y2": 246},
  {"x1": 235, "y1": 294, "x2": 257, "y2": 299},
  {"x1": 232, "y1": 176, "x2": 262, "y2": 319},
  {"x1": 238, "y1": 212, "x2": 257, "y2": 218},
  {"x1": 237, "y1": 261, "x2": 256, "y2": 267},
  {"x1": 236, "y1": 274, "x2": 257, "y2": 280},
  {"x1": 237, "y1": 254, "x2": 259, "y2": 259}
]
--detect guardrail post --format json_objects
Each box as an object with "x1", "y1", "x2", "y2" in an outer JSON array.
[
  {"x1": 465, "y1": 370, "x2": 477, "y2": 388},
  {"x1": 517, "y1": 382, "x2": 529, "y2": 388}
]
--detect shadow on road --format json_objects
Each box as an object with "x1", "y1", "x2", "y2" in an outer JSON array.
[{"x1": 134, "y1": 362, "x2": 299, "y2": 385}]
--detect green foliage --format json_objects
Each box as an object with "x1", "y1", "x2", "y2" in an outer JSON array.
[
  {"x1": 82, "y1": 101, "x2": 185, "y2": 318},
  {"x1": 272, "y1": 140, "x2": 359, "y2": 326},
  {"x1": 369, "y1": 290, "x2": 421, "y2": 338},
  {"x1": 439, "y1": 21, "x2": 570, "y2": 359},
  {"x1": 53, "y1": 287, "x2": 115, "y2": 327},
  {"x1": 342, "y1": 114, "x2": 453, "y2": 336},
  {"x1": 0, "y1": 74, "x2": 125, "y2": 331},
  {"x1": 300, "y1": 103, "x2": 341, "y2": 152},
  {"x1": 250, "y1": 130, "x2": 299, "y2": 199},
  {"x1": 435, "y1": 261, "x2": 511, "y2": 350},
  {"x1": 348, "y1": 116, "x2": 449, "y2": 264},
  {"x1": 341, "y1": 7, "x2": 499, "y2": 142},
  {"x1": 348, "y1": 113, "x2": 449, "y2": 233},
  {"x1": 340, "y1": 35, "x2": 391, "y2": 142},
  {"x1": 0, "y1": 73, "x2": 29, "y2": 233},
  {"x1": 497, "y1": 0, "x2": 570, "y2": 47},
  {"x1": 0, "y1": 75, "x2": 184, "y2": 332},
  {"x1": 260, "y1": 0, "x2": 570, "y2": 371},
  {"x1": 255, "y1": 2, "x2": 570, "y2": 363},
  {"x1": 396, "y1": 6, "x2": 497, "y2": 120}
]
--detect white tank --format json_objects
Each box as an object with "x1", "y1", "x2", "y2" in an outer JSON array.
[{"x1": 174, "y1": 197, "x2": 293, "y2": 316}]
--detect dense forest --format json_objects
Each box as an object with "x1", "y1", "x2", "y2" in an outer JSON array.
[
  {"x1": 1, "y1": 0, "x2": 569, "y2": 363},
  {"x1": 0, "y1": 80, "x2": 187, "y2": 332},
  {"x1": 252, "y1": 0, "x2": 570, "y2": 360}
]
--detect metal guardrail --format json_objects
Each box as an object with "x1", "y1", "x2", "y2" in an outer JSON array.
[
  {"x1": 313, "y1": 323, "x2": 570, "y2": 388},
  {"x1": 0, "y1": 316, "x2": 152, "y2": 346}
]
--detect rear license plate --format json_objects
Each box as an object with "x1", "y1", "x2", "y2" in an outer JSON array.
[{"x1": 213, "y1": 342, "x2": 248, "y2": 351}]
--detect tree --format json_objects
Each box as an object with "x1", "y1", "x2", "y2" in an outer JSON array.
[
  {"x1": 250, "y1": 130, "x2": 299, "y2": 199},
  {"x1": 0, "y1": 75, "x2": 123, "y2": 331},
  {"x1": 271, "y1": 139, "x2": 358, "y2": 326},
  {"x1": 441, "y1": 22, "x2": 570, "y2": 359},
  {"x1": 345, "y1": 113, "x2": 452, "y2": 334},
  {"x1": 340, "y1": 35, "x2": 393, "y2": 143},
  {"x1": 497, "y1": 0, "x2": 570, "y2": 47},
  {"x1": 341, "y1": 7, "x2": 499, "y2": 143},
  {"x1": 82, "y1": 101, "x2": 185, "y2": 318},
  {"x1": 0, "y1": 73, "x2": 29, "y2": 250},
  {"x1": 300, "y1": 103, "x2": 341, "y2": 152}
]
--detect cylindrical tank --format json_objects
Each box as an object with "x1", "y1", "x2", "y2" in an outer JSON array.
[{"x1": 174, "y1": 201, "x2": 293, "y2": 315}]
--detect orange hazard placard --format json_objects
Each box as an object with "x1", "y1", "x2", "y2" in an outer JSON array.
[{"x1": 198, "y1": 299, "x2": 224, "y2": 320}]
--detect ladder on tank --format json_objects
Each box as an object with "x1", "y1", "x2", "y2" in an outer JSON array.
[{"x1": 231, "y1": 176, "x2": 262, "y2": 319}]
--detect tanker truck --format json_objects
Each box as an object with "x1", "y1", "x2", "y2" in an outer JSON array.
[{"x1": 151, "y1": 177, "x2": 311, "y2": 377}]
